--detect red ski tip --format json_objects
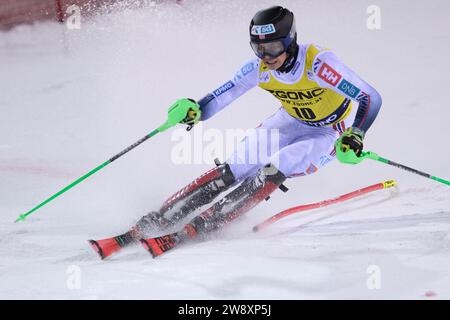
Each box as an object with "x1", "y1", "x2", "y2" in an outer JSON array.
[
  {"x1": 88, "y1": 238, "x2": 121, "y2": 260},
  {"x1": 140, "y1": 233, "x2": 180, "y2": 258},
  {"x1": 88, "y1": 240, "x2": 105, "y2": 259}
]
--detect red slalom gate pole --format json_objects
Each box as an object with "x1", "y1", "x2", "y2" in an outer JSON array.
[{"x1": 253, "y1": 180, "x2": 397, "y2": 232}]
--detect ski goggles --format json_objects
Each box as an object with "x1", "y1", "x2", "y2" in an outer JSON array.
[{"x1": 250, "y1": 40, "x2": 287, "y2": 59}]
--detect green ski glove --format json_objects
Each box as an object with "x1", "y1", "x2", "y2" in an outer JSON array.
[
  {"x1": 167, "y1": 98, "x2": 201, "y2": 131},
  {"x1": 335, "y1": 127, "x2": 365, "y2": 164}
]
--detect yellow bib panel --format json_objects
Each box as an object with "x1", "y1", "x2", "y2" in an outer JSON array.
[{"x1": 258, "y1": 44, "x2": 352, "y2": 126}]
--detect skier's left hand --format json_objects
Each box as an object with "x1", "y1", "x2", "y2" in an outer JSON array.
[{"x1": 337, "y1": 127, "x2": 364, "y2": 157}]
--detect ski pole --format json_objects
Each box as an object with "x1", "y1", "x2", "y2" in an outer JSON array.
[
  {"x1": 335, "y1": 141, "x2": 450, "y2": 186},
  {"x1": 253, "y1": 180, "x2": 397, "y2": 232},
  {"x1": 14, "y1": 99, "x2": 195, "y2": 223},
  {"x1": 364, "y1": 152, "x2": 450, "y2": 186}
]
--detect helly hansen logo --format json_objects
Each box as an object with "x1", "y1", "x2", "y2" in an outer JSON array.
[{"x1": 318, "y1": 63, "x2": 342, "y2": 86}]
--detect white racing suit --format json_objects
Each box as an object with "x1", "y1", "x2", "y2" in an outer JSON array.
[
  {"x1": 134, "y1": 43, "x2": 383, "y2": 245},
  {"x1": 198, "y1": 43, "x2": 382, "y2": 180}
]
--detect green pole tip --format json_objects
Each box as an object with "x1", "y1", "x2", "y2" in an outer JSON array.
[{"x1": 14, "y1": 215, "x2": 25, "y2": 223}]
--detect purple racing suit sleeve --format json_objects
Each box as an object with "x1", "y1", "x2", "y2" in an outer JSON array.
[
  {"x1": 198, "y1": 59, "x2": 259, "y2": 121},
  {"x1": 313, "y1": 51, "x2": 382, "y2": 135}
]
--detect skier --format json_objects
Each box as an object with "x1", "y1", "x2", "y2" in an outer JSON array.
[{"x1": 89, "y1": 5, "x2": 382, "y2": 259}]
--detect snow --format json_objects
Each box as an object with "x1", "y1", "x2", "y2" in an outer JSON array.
[{"x1": 1, "y1": 0, "x2": 449, "y2": 299}]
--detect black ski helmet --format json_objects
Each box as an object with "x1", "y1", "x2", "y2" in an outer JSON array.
[{"x1": 249, "y1": 6, "x2": 297, "y2": 59}]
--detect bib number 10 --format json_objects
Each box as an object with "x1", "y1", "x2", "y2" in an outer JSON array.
[{"x1": 293, "y1": 107, "x2": 316, "y2": 120}]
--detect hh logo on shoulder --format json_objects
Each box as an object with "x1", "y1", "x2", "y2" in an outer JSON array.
[{"x1": 318, "y1": 63, "x2": 342, "y2": 86}]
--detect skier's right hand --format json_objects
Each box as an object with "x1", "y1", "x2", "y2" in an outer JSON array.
[
  {"x1": 180, "y1": 99, "x2": 201, "y2": 129},
  {"x1": 168, "y1": 98, "x2": 201, "y2": 131}
]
